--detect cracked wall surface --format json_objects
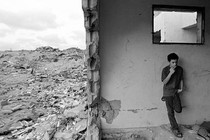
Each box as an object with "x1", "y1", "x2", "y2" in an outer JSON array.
[
  {"x1": 91, "y1": 97, "x2": 121, "y2": 124},
  {"x1": 82, "y1": 0, "x2": 100, "y2": 139},
  {"x1": 99, "y1": 0, "x2": 210, "y2": 129}
]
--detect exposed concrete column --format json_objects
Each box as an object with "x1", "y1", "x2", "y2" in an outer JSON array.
[{"x1": 82, "y1": 0, "x2": 101, "y2": 139}]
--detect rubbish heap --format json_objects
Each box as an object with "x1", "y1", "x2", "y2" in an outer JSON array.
[{"x1": 0, "y1": 46, "x2": 88, "y2": 140}]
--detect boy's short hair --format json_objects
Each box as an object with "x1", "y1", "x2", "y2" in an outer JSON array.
[{"x1": 167, "y1": 53, "x2": 179, "y2": 62}]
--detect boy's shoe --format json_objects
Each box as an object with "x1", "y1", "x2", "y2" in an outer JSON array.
[{"x1": 171, "y1": 128, "x2": 183, "y2": 138}]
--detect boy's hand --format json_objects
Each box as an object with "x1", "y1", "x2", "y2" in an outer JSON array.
[{"x1": 169, "y1": 68, "x2": 175, "y2": 75}]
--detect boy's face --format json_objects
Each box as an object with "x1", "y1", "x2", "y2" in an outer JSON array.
[{"x1": 169, "y1": 59, "x2": 178, "y2": 69}]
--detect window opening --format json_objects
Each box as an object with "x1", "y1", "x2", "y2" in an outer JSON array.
[{"x1": 152, "y1": 5, "x2": 205, "y2": 44}]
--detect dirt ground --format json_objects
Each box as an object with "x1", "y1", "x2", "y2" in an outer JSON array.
[{"x1": 102, "y1": 124, "x2": 207, "y2": 140}]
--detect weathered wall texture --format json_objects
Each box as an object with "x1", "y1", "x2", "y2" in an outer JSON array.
[
  {"x1": 99, "y1": 0, "x2": 210, "y2": 129},
  {"x1": 82, "y1": 0, "x2": 101, "y2": 139}
]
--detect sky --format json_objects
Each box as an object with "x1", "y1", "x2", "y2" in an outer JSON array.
[{"x1": 0, "y1": 0, "x2": 86, "y2": 51}]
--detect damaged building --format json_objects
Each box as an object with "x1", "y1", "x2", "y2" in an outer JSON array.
[{"x1": 83, "y1": 0, "x2": 210, "y2": 139}]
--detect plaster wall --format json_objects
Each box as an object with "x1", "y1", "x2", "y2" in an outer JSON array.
[
  {"x1": 99, "y1": 0, "x2": 210, "y2": 129},
  {"x1": 164, "y1": 12, "x2": 197, "y2": 43},
  {"x1": 181, "y1": 12, "x2": 197, "y2": 28},
  {"x1": 155, "y1": 12, "x2": 197, "y2": 43}
]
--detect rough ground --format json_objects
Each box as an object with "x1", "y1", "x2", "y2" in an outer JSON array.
[
  {"x1": 102, "y1": 124, "x2": 208, "y2": 140},
  {"x1": 0, "y1": 46, "x2": 87, "y2": 140}
]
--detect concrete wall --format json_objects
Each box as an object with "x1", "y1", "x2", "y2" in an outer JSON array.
[
  {"x1": 154, "y1": 12, "x2": 197, "y2": 43},
  {"x1": 163, "y1": 12, "x2": 197, "y2": 43},
  {"x1": 99, "y1": 0, "x2": 210, "y2": 129},
  {"x1": 154, "y1": 12, "x2": 165, "y2": 42},
  {"x1": 181, "y1": 12, "x2": 197, "y2": 28}
]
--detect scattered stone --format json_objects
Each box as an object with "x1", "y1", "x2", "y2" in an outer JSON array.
[
  {"x1": 78, "y1": 110, "x2": 88, "y2": 119},
  {"x1": 0, "y1": 121, "x2": 4, "y2": 128},
  {"x1": 0, "y1": 47, "x2": 87, "y2": 139},
  {"x1": 11, "y1": 104, "x2": 23, "y2": 111},
  {"x1": 9, "y1": 122, "x2": 23, "y2": 131},
  {"x1": 1, "y1": 109, "x2": 13, "y2": 114},
  {"x1": 54, "y1": 131, "x2": 74, "y2": 140},
  {"x1": 75, "y1": 119, "x2": 87, "y2": 133},
  {"x1": 64, "y1": 110, "x2": 77, "y2": 118}
]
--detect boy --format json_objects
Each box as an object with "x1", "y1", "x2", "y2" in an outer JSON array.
[{"x1": 161, "y1": 53, "x2": 184, "y2": 138}]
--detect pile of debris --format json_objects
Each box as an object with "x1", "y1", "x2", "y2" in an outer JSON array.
[{"x1": 0, "y1": 46, "x2": 88, "y2": 140}]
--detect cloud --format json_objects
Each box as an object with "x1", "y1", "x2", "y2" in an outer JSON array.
[
  {"x1": 0, "y1": 0, "x2": 85, "y2": 51},
  {"x1": 70, "y1": 30, "x2": 85, "y2": 40},
  {"x1": 0, "y1": 9, "x2": 58, "y2": 31},
  {"x1": 15, "y1": 38, "x2": 41, "y2": 50},
  {"x1": 0, "y1": 41, "x2": 19, "y2": 50},
  {"x1": 69, "y1": 13, "x2": 81, "y2": 21},
  {"x1": 37, "y1": 34, "x2": 67, "y2": 46},
  {"x1": 0, "y1": 23, "x2": 12, "y2": 37},
  {"x1": 0, "y1": 38, "x2": 40, "y2": 51}
]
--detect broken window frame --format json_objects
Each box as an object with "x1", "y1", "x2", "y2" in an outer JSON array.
[{"x1": 152, "y1": 5, "x2": 205, "y2": 45}]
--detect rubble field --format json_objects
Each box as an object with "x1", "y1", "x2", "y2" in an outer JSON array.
[{"x1": 0, "y1": 46, "x2": 88, "y2": 140}]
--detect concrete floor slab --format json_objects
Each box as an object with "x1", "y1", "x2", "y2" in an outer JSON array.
[{"x1": 102, "y1": 124, "x2": 206, "y2": 140}]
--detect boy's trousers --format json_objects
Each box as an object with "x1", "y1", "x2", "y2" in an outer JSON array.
[{"x1": 165, "y1": 93, "x2": 182, "y2": 130}]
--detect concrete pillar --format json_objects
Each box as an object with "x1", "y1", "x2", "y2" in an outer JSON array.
[{"x1": 82, "y1": 0, "x2": 101, "y2": 139}]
